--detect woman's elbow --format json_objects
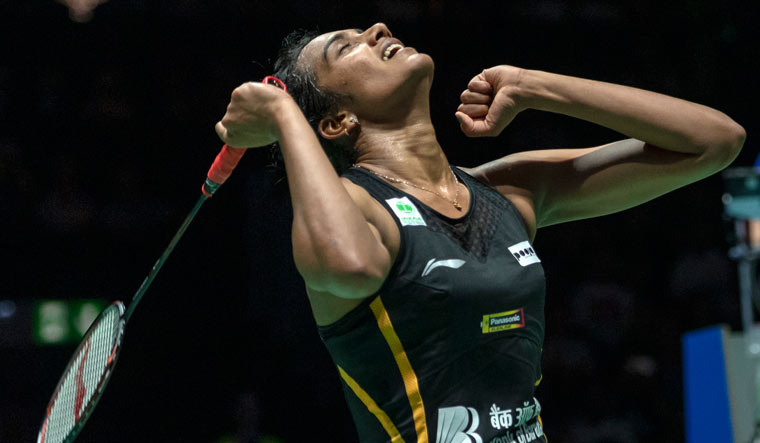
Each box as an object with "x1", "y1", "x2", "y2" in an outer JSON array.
[
  {"x1": 722, "y1": 118, "x2": 747, "y2": 150},
  {"x1": 292, "y1": 240, "x2": 387, "y2": 298},
  {"x1": 301, "y1": 260, "x2": 386, "y2": 299},
  {"x1": 704, "y1": 119, "x2": 746, "y2": 170}
]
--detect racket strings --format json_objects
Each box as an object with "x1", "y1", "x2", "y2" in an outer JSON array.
[{"x1": 40, "y1": 305, "x2": 123, "y2": 443}]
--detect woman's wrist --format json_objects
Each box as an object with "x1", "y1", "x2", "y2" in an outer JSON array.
[
  {"x1": 271, "y1": 98, "x2": 309, "y2": 141},
  {"x1": 515, "y1": 69, "x2": 571, "y2": 113}
]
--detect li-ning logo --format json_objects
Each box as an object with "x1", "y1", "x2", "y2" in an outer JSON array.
[
  {"x1": 507, "y1": 241, "x2": 540, "y2": 267},
  {"x1": 481, "y1": 308, "x2": 525, "y2": 334},
  {"x1": 422, "y1": 258, "x2": 466, "y2": 277},
  {"x1": 386, "y1": 197, "x2": 426, "y2": 226},
  {"x1": 436, "y1": 406, "x2": 482, "y2": 443}
]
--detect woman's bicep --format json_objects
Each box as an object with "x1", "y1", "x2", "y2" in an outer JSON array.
[
  {"x1": 290, "y1": 180, "x2": 398, "y2": 299},
  {"x1": 291, "y1": 223, "x2": 390, "y2": 299}
]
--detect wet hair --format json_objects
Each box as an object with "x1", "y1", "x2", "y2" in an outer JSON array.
[{"x1": 270, "y1": 29, "x2": 357, "y2": 174}]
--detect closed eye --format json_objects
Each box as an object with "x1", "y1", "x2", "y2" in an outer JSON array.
[
  {"x1": 339, "y1": 42, "x2": 354, "y2": 55},
  {"x1": 324, "y1": 29, "x2": 363, "y2": 62}
]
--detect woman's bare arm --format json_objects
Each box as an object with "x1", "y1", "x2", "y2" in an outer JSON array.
[
  {"x1": 216, "y1": 82, "x2": 394, "y2": 298},
  {"x1": 458, "y1": 67, "x2": 746, "y2": 229}
]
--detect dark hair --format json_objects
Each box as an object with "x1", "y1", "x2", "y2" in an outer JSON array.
[{"x1": 270, "y1": 29, "x2": 357, "y2": 174}]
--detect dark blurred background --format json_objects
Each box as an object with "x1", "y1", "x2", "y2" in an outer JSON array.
[{"x1": 0, "y1": 0, "x2": 757, "y2": 442}]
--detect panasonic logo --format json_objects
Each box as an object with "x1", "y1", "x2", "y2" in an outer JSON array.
[
  {"x1": 490, "y1": 315, "x2": 521, "y2": 325},
  {"x1": 481, "y1": 308, "x2": 525, "y2": 334}
]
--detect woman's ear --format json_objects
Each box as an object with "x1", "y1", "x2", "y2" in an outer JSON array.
[{"x1": 318, "y1": 113, "x2": 360, "y2": 140}]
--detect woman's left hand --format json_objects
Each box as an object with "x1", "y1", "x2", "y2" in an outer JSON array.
[{"x1": 456, "y1": 65, "x2": 525, "y2": 137}]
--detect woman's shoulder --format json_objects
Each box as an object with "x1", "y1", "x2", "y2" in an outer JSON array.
[
  {"x1": 458, "y1": 162, "x2": 538, "y2": 241},
  {"x1": 454, "y1": 165, "x2": 484, "y2": 182}
]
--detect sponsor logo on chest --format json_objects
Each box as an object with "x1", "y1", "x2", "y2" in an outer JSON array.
[
  {"x1": 481, "y1": 308, "x2": 525, "y2": 334},
  {"x1": 421, "y1": 258, "x2": 466, "y2": 277},
  {"x1": 507, "y1": 241, "x2": 540, "y2": 267},
  {"x1": 386, "y1": 197, "x2": 426, "y2": 226}
]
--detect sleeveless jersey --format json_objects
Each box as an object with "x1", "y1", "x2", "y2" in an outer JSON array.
[{"x1": 318, "y1": 166, "x2": 547, "y2": 443}]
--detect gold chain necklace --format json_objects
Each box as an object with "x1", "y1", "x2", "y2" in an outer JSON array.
[{"x1": 354, "y1": 164, "x2": 463, "y2": 210}]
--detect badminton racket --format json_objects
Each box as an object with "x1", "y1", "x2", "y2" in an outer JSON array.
[{"x1": 36, "y1": 76, "x2": 287, "y2": 443}]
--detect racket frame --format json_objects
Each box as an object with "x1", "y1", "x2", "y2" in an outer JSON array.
[{"x1": 38, "y1": 302, "x2": 126, "y2": 443}]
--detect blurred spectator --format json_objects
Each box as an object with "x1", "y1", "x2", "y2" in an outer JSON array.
[{"x1": 56, "y1": 0, "x2": 108, "y2": 23}]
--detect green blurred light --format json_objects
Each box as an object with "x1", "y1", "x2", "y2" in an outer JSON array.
[{"x1": 33, "y1": 300, "x2": 107, "y2": 345}]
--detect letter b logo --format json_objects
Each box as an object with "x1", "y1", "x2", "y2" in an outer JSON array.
[{"x1": 436, "y1": 406, "x2": 482, "y2": 443}]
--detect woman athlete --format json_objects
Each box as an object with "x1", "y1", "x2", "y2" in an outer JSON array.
[{"x1": 215, "y1": 23, "x2": 745, "y2": 443}]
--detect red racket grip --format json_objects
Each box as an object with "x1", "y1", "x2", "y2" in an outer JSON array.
[{"x1": 201, "y1": 145, "x2": 246, "y2": 197}]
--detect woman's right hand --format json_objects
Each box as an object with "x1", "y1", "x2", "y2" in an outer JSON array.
[{"x1": 215, "y1": 81, "x2": 295, "y2": 148}]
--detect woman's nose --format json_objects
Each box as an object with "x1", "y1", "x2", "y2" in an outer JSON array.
[{"x1": 364, "y1": 23, "x2": 392, "y2": 46}]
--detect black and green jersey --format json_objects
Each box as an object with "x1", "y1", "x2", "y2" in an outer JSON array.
[{"x1": 318, "y1": 166, "x2": 547, "y2": 443}]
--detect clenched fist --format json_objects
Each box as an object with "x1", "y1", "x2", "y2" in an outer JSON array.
[
  {"x1": 455, "y1": 65, "x2": 526, "y2": 138},
  {"x1": 215, "y1": 81, "x2": 294, "y2": 148}
]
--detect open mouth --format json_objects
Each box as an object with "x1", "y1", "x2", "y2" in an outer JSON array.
[{"x1": 383, "y1": 43, "x2": 404, "y2": 61}]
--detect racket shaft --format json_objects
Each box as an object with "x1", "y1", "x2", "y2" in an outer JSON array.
[{"x1": 124, "y1": 194, "x2": 207, "y2": 322}]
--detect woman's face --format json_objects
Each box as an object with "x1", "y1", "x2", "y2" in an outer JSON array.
[{"x1": 299, "y1": 23, "x2": 434, "y2": 122}]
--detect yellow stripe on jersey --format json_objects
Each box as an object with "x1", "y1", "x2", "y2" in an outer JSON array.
[
  {"x1": 538, "y1": 415, "x2": 546, "y2": 442},
  {"x1": 337, "y1": 365, "x2": 405, "y2": 443},
  {"x1": 535, "y1": 374, "x2": 543, "y2": 386},
  {"x1": 370, "y1": 296, "x2": 429, "y2": 443}
]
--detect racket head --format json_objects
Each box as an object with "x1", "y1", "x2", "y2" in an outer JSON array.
[{"x1": 37, "y1": 301, "x2": 126, "y2": 443}]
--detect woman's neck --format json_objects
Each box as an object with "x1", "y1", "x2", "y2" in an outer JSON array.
[{"x1": 354, "y1": 119, "x2": 453, "y2": 186}]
